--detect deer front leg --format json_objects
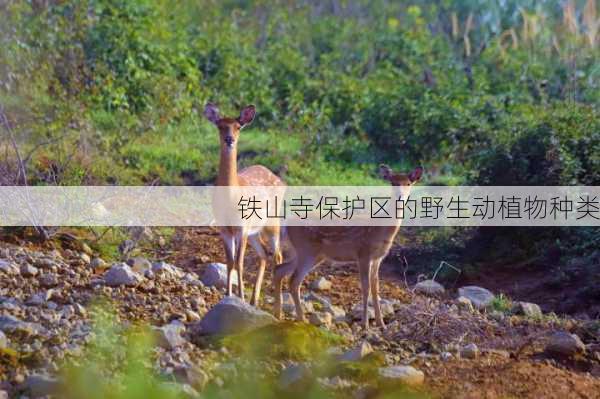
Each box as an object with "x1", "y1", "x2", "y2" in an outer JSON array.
[
  {"x1": 235, "y1": 233, "x2": 248, "y2": 302},
  {"x1": 221, "y1": 234, "x2": 236, "y2": 297},
  {"x1": 370, "y1": 257, "x2": 385, "y2": 329},
  {"x1": 358, "y1": 257, "x2": 372, "y2": 330}
]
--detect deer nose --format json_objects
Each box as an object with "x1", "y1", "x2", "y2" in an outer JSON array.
[{"x1": 224, "y1": 136, "x2": 234, "y2": 147}]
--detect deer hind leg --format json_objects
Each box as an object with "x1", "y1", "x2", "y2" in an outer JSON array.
[
  {"x1": 273, "y1": 256, "x2": 297, "y2": 319},
  {"x1": 248, "y1": 234, "x2": 268, "y2": 306},
  {"x1": 358, "y1": 256, "x2": 372, "y2": 330},
  {"x1": 370, "y1": 257, "x2": 385, "y2": 329},
  {"x1": 234, "y1": 233, "x2": 248, "y2": 302},
  {"x1": 289, "y1": 254, "x2": 318, "y2": 322},
  {"x1": 221, "y1": 234, "x2": 236, "y2": 297}
]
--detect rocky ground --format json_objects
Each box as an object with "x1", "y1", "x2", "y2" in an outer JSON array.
[{"x1": 0, "y1": 228, "x2": 599, "y2": 398}]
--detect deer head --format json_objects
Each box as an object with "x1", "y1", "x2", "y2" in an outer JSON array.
[
  {"x1": 379, "y1": 164, "x2": 423, "y2": 198},
  {"x1": 203, "y1": 103, "x2": 256, "y2": 150}
]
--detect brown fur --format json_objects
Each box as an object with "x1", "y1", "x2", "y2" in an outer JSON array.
[
  {"x1": 273, "y1": 165, "x2": 422, "y2": 329},
  {"x1": 205, "y1": 103, "x2": 285, "y2": 305}
]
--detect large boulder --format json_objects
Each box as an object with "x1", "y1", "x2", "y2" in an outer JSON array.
[
  {"x1": 545, "y1": 332, "x2": 586, "y2": 357},
  {"x1": 457, "y1": 286, "x2": 494, "y2": 310},
  {"x1": 103, "y1": 263, "x2": 143, "y2": 287},
  {"x1": 201, "y1": 263, "x2": 238, "y2": 289},
  {"x1": 414, "y1": 280, "x2": 445, "y2": 296},
  {"x1": 194, "y1": 296, "x2": 275, "y2": 335},
  {"x1": 515, "y1": 302, "x2": 542, "y2": 318}
]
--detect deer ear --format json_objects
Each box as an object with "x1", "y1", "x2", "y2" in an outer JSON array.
[
  {"x1": 203, "y1": 103, "x2": 220, "y2": 125},
  {"x1": 409, "y1": 166, "x2": 423, "y2": 182},
  {"x1": 379, "y1": 164, "x2": 393, "y2": 180},
  {"x1": 238, "y1": 105, "x2": 256, "y2": 128}
]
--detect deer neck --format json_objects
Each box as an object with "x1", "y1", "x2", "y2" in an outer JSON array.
[{"x1": 217, "y1": 147, "x2": 239, "y2": 186}]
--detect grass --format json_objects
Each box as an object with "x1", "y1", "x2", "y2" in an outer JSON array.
[{"x1": 489, "y1": 294, "x2": 513, "y2": 314}]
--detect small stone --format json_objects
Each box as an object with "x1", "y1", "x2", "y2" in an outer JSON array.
[
  {"x1": 152, "y1": 261, "x2": 183, "y2": 279},
  {"x1": 378, "y1": 365, "x2": 424, "y2": 386},
  {"x1": 201, "y1": 263, "x2": 238, "y2": 288},
  {"x1": 308, "y1": 312, "x2": 332, "y2": 328},
  {"x1": 340, "y1": 341, "x2": 373, "y2": 362},
  {"x1": 39, "y1": 273, "x2": 59, "y2": 288},
  {"x1": 457, "y1": 286, "x2": 494, "y2": 309},
  {"x1": 440, "y1": 351, "x2": 452, "y2": 361},
  {"x1": 546, "y1": 332, "x2": 586, "y2": 357},
  {"x1": 515, "y1": 302, "x2": 542, "y2": 318},
  {"x1": 103, "y1": 263, "x2": 143, "y2": 287},
  {"x1": 310, "y1": 277, "x2": 332, "y2": 291},
  {"x1": 90, "y1": 257, "x2": 107, "y2": 270},
  {"x1": 20, "y1": 263, "x2": 39, "y2": 277},
  {"x1": 127, "y1": 257, "x2": 152, "y2": 273},
  {"x1": 414, "y1": 280, "x2": 445, "y2": 296},
  {"x1": 80, "y1": 253, "x2": 91, "y2": 264},
  {"x1": 0, "y1": 259, "x2": 18, "y2": 275},
  {"x1": 460, "y1": 343, "x2": 479, "y2": 359}
]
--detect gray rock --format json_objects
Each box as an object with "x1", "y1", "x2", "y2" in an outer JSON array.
[
  {"x1": 378, "y1": 365, "x2": 424, "y2": 386},
  {"x1": 460, "y1": 343, "x2": 479, "y2": 359},
  {"x1": 340, "y1": 341, "x2": 373, "y2": 362},
  {"x1": 0, "y1": 259, "x2": 18, "y2": 275},
  {"x1": 39, "y1": 273, "x2": 59, "y2": 288},
  {"x1": 127, "y1": 257, "x2": 152, "y2": 273},
  {"x1": 194, "y1": 296, "x2": 275, "y2": 335},
  {"x1": 324, "y1": 304, "x2": 347, "y2": 322},
  {"x1": 414, "y1": 280, "x2": 445, "y2": 296},
  {"x1": 457, "y1": 286, "x2": 494, "y2": 309},
  {"x1": 310, "y1": 276, "x2": 332, "y2": 291},
  {"x1": 546, "y1": 332, "x2": 586, "y2": 357},
  {"x1": 20, "y1": 263, "x2": 39, "y2": 277},
  {"x1": 201, "y1": 263, "x2": 238, "y2": 288},
  {"x1": 103, "y1": 263, "x2": 143, "y2": 287},
  {"x1": 0, "y1": 315, "x2": 45, "y2": 336},
  {"x1": 154, "y1": 321, "x2": 186, "y2": 350},
  {"x1": 152, "y1": 261, "x2": 183, "y2": 279},
  {"x1": 515, "y1": 302, "x2": 542, "y2": 318},
  {"x1": 24, "y1": 374, "x2": 60, "y2": 397},
  {"x1": 308, "y1": 312, "x2": 332, "y2": 328},
  {"x1": 26, "y1": 291, "x2": 52, "y2": 306},
  {"x1": 0, "y1": 390, "x2": 7, "y2": 399},
  {"x1": 90, "y1": 257, "x2": 107, "y2": 270}
]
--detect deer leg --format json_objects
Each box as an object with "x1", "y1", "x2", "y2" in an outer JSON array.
[
  {"x1": 271, "y1": 225, "x2": 283, "y2": 265},
  {"x1": 221, "y1": 234, "x2": 236, "y2": 297},
  {"x1": 248, "y1": 234, "x2": 268, "y2": 306},
  {"x1": 290, "y1": 254, "x2": 317, "y2": 322},
  {"x1": 358, "y1": 257, "x2": 372, "y2": 330},
  {"x1": 273, "y1": 257, "x2": 297, "y2": 319},
  {"x1": 370, "y1": 257, "x2": 386, "y2": 329},
  {"x1": 234, "y1": 233, "x2": 248, "y2": 302}
]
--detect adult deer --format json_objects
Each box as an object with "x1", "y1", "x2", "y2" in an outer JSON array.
[
  {"x1": 204, "y1": 103, "x2": 285, "y2": 305},
  {"x1": 273, "y1": 164, "x2": 423, "y2": 330}
]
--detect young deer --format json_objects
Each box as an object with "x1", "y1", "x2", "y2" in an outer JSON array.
[
  {"x1": 204, "y1": 103, "x2": 285, "y2": 305},
  {"x1": 273, "y1": 164, "x2": 423, "y2": 330}
]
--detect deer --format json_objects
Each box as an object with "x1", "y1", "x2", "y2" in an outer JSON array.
[
  {"x1": 204, "y1": 103, "x2": 285, "y2": 306},
  {"x1": 273, "y1": 164, "x2": 423, "y2": 330}
]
